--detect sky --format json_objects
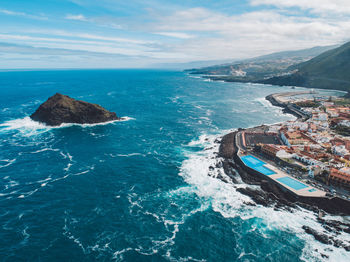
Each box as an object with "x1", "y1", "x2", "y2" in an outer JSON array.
[{"x1": 1, "y1": 0, "x2": 350, "y2": 69}]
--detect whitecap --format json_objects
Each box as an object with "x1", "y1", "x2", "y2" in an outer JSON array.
[
  {"x1": 72, "y1": 170, "x2": 89, "y2": 176},
  {"x1": 254, "y1": 96, "x2": 274, "y2": 109},
  {"x1": 67, "y1": 153, "x2": 73, "y2": 161},
  {"x1": 0, "y1": 158, "x2": 16, "y2": 168},
  {"x1": 63, "y1": 216, "x2": 87, "y2": 254},
  {"x1": 179, "y1": 132, "x2": 350, "y2": 261},
  {"x1": 21, "y1": 226, "x2": 30, "y2": 244},
  {"x1": 64, "y1": 163, "x2": 72, "y2": 172},
  {"x1": 30, "y1": 147, "x2": 59, "y2": 154},
  {"x1": 0, "y1": 117, "x2": 48, "y2": 132},
  {"x1": 0, "y1": 115, "x2": 134, "y2": 135},
  {"x1": 3, "y1": 179, "x2": 19, "y2": 189},
  {"x1": 118, "y1": 116, "x2": 135, "y2": 122},
  {"x1": 117, "y1": 153, "x2": 145, "y2": 157},
  {"x1": 113, "y1": 248, "x2": 133, "y2": 261},
  {"x1": 17, "y1": 188, "x2": 39, "y2": 199},
  {"x1": 188, "y1": 75, "x2": 201, "y2": 79}
]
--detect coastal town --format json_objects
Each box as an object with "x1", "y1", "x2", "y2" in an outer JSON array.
[{"x1": 236, "y1": 91, "x2": 350, "y2": 201}]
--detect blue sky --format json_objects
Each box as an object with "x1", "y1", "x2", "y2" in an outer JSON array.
[{"x1": 1, "y1": 0, "x2": 349, "y2": 68}]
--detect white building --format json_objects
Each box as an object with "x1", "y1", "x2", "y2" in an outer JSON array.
[
  {"x1": 318, "y1": 113, "x2": 328, "y2": 121},
  {"x1": 339, "y1": 120, "x2": 350, "y2": 127},
  {"x1": 332, "y1": 145, "x2": 349, "y2": 157},
  {"x1": 280, "y1": 132, "x2": 291, "y2": 147},
  {"x1": 293, "y1": 154, "x2": 318, "y2": 166}
]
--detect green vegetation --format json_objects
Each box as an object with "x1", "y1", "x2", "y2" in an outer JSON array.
[
  {"x1": 295, "y1": 101, "x2": 320, "y2": 108},
  {"x1": 187, "y1": 45, "x2": 336, "y2": 81},
  {"x1": 334, "y1": 98, "x2": 350, "y2": 106},
  {"x1": 188, "y1": 42, "x2": 350, "y2": 95},
  {"x1": 265, "y1": 42, "x2": 350, "y2": 93},
  {"x1": 281, "y1": 158, "x2": 294, "y2": 164}
]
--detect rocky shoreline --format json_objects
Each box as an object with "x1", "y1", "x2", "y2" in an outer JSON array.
[
  {"x1": 265, "y1": 93, "x2": 309, "y2": 120},
  {"x1": 216, "y1": 131, "x2": 350, "y2": 251}
]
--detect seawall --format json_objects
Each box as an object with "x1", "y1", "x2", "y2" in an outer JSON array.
[
  {"x1": 265, "y1": 93, "x2": 307, "y2": 120},
  {"x1": 219, "y1": 131, "x2": 350, "y2": 215}
]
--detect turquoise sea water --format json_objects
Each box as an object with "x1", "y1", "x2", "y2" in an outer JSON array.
[{"x1": 0, "y1": 70, "x2": 348, "y2": 261}]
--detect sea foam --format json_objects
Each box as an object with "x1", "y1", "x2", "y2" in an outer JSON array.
[
  {"x1": 0, "y1": 116, "x2": 134, "y2": 134},
  {"x1": 180, "y1": 132, "x2": 350, "y2": 261}
]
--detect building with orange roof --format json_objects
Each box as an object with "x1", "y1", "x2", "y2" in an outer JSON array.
[{"x1": 329, "y1": 168, "x2": 350, "y2": 188}]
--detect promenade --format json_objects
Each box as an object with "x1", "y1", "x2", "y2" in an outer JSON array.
[{"x1": 235, "y1": 131, "x2": 326, "y2": 198}]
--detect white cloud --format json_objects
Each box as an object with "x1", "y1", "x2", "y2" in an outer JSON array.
[
  {"x1": 69, "y1": 33, "x2": 154, "y2": 44},
  {"x1": 0, "y1": 33, "x2": 185, "y2": 60},
  {"x1": 0, "y1": 43, "x2": 154, "y2": 69},
  {"x1": 146, "y1": 7, "x2": 350, "y2": 61},
  {"x1": 65, "y1": 14, "x2": 88, "y2": 21},
  {"x1": 3, "y1": 3, "x2": 350, "y2": 67},
  {"x1": 18, "y1": 29, "x2": 155, "y2": 45},
  {"x1": 155, "y1": 32, "x2": 194, "y2": 39},
  {"x1": 0, "y1": 9, "x2": 47, "y2": 20},
  {"x1": 250, "y1": 0, "x2": 350, "y2": 15},
  {"x1": 0, "y1": 9, "x2": 24, "y2": 16}
]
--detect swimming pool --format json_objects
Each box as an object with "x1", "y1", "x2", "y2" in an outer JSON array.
[
  {"x1": 240, "y1": 155, "x2": 276, "y2": 176},
  {"x1": 254, "y1": 165, "x2": 276, "y2": 176},
  {"x1": 277, "y1": 176, "x2": 309, "y2": 190},
  {"x1": 241, "y1": 155, "x2": 265, "y2": 166}
]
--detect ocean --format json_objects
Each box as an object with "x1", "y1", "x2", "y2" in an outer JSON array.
[{"x1": 0, "y1": 69, "x2": 348, "y2": 261}]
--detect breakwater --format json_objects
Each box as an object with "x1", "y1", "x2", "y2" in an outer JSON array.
[{"x1": 265, "y1": 92, "x2": 311, "y2": 120}]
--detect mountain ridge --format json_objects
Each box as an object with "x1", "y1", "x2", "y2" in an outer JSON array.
[
  {"x1": 186, "y1": 43, "x2": 350, "y2": 95},
  {"x1": 263, "y1": 41, "x2": 350, "y2": 94}
]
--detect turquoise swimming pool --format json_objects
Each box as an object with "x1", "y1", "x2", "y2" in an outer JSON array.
[
  {"x1": 240, "y1": 155, "x2": 276, "y2": 176},
  {"x1": 277, "y1": 177, "x2": 308, "y2": 190}
]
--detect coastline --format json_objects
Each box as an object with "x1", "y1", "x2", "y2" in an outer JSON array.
[
  {"x1": 265, "y1": 92, "x2": 310, "y2": 120},
  {"x1": 195, "y1": 73, "x2": 350, "y2": 97},
  {"x1": 215, "y1": 91, "x2": 350, "y2": 251},
  {"x1": 218, "y1": 130, "x2": 350, "y2": 215}
]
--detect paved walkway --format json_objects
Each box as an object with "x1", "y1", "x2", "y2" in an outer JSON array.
[
  {"x1": 263, "y1": 162, "x2": 326, "y2": 197},
  {"x1": 236, "y1": 131, "x2": 326, "y2": 197}
]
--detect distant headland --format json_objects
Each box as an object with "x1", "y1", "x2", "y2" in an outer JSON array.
[
  {"x1": 30, "y1": 93, "x2": 119, "y2": 126},
  {"x1": 186, "y1": 41, "x2": 350, "y2": 96}
]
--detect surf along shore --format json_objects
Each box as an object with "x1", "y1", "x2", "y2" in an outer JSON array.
[{"x1": 216, "y1": 91, "x2": 350, "y2": 251}]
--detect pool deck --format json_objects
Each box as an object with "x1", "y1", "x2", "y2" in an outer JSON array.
[
  {"x1": 239, "y1": 153, "x2": 326, "y2": 198},
  {"x1": 259, "y1": 161, "x2": 326, "y2": 197}
]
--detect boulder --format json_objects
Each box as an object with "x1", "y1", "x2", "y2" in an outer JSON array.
[{"x1": 302, "y1": 225, "x2": 331, "y2": 245}]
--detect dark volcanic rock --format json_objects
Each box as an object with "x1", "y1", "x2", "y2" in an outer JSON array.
[
  {"x1": 219, "y1": 132, "x2": 236, "y2": 159},
  {"x1": 236, "y1": 187, "x2": 273, "y2": 207},
  {"x1": 302, "y1": 226, "x2": 331, "y2": 245},
  {"x1": 30, "y1": 93, "x2": 119, "y2": 126}
]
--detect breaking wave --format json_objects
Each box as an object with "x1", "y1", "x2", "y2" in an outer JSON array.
[
  {"x1": 180, "y1": 133, "x2": 350, "y2": 261},
  {"x1": 0, "y1": 116, "x2": 134, "y2": 134}
]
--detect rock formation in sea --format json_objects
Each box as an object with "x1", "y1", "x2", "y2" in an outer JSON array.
[{"x1": 30, "y1": 93, "x2": 119, "y2": 126}]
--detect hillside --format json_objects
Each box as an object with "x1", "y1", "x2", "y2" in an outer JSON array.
[
  {"x1": 186, "y1": 45, "x2": 336, "y2": 80},
  {"x1": 264, "y1": 41, "x2": 350, "y2": 93}
]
